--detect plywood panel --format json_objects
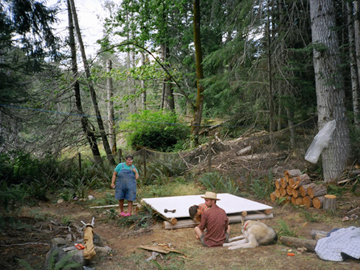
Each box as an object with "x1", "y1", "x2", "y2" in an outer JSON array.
[{"x1": 141, "y1": 193, "x2": 272, "y2": 219}]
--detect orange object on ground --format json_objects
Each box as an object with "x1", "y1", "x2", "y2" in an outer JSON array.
[
  {"x1": 287, "y1": 252, "x2": 295, "y2": 256},
  {"x1": 75, "y1": 243, "x2": 85, "y2": 250}
]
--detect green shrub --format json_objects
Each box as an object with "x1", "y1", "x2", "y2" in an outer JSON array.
[
  {"x1": 119, "y1": 110, "x2": 190, "y2": 152},
  {"x1": 198, "y1": 171, "x2": 239, "y2": 194}
]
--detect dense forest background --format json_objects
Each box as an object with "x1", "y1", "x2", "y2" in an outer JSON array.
[{"x1": 1, "y1": 0, "x2": 360, "y2": 185}]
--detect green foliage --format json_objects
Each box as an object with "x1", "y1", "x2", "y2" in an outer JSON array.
[
  {"x1": 118, "y1": 110, "x2": 189, "y2": 152},
  {"x1": 198, "y1": 172, "x2": 239, "y2": 195},
  {"x1": 0, "y1": 181, "x2": 27, "y2": 212},
  {"x1": 43, "y1": 249, "x2": 81, "y2": 270},
  {"x1": 249, "y1": 172, "x2": 274, "y2": 199},
  {"x1": 116, "y1": 205, "x2": 154, "y2": 230},
  {"x1": 327, "y1": 184, "x2": 345, "y2": 197},
  {"x1": 275, "y1": 219, "x2": 298, "y2": 237},
  {"x1": 299, "y1": 209, "x2": 320, "y2": 223},
  {"x1": 61, "y1": 215, "x2": 72, "y2": 226},
  {"x1": 138, "y1": 156, "x2": 187, "y2": 186}
]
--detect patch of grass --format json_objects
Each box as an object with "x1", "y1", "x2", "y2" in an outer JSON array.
[
  {"x1": 138, "y1": 181, "x2": 203, "y2": 199},
  {"x1": 61, "y1": 215, "x2": 72, "y2": 226},
  {"x1": 299, "y1": 208, "x2": 321, "y2": 223},
  {"x1": 249, "y1": 171, "x2": 273, "y2": 199},
  {"x1": 275, "y1": 218, "x2": 301, "y2": 237},
  {"x1": 327, "y1": 184, "x2": 345, "y2": 197},
  {"x1": 28, "y1": 209, "x2": 52, "y2": 221}
]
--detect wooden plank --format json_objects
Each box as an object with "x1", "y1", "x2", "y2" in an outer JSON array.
[{"x1": 163, "y1": 213, "x2": 273, "y2": 230}]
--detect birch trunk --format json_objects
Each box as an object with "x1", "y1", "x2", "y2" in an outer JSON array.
[{"x1": 309, "y1": 0, "x2": 350, "y2": 182}]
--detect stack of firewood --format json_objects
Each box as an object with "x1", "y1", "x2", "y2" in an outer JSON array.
[{"x1": 270, "y1": 169, "x2": 336, "y2": 210}]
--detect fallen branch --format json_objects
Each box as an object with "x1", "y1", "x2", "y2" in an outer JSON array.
[
  {"x1": 279, "y1": 236, "x2": 317, "y2": 252},
  {"x1": 0, "y1": 242, "x2": 50, "y2": 247}
]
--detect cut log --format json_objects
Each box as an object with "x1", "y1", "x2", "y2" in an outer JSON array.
[
  {"x1": 169, "y1": 217, "x2": 177, "y2": 225},
  {"x1": 299, "y1": 183, "x2": 316, "y2": 197},
  {"x1": 292, "y1": 174, "x2": 311, "y2": 189},
  {"x1": 323, "y1": 194, "x2": 337, "y2": 211},
  {"x1": 163, "y1": 213, "x2": 274, "y2": 230},
  {"x1": 288, "y1": 177, "x2": 296, "y2": 187},
  {"x1": 264, "y1": 209, "x2": 272, "y2": 215},
  {"x1": 236, "y1": 145, "x2": 252, "y2": 156},
  {"x1": 284, "y1": 169, "x2": 302, "y2": 182},
  {"x1": 274, "y1": 178, "x2": 281, "y2": 189},
  {"x1": 285, "y1": 196, "x2": 292, "y2": 203},
  {"x1": 308, "y1": 184, "x2": 327, "y2": 199},
  {"x1": 270, "y1": 192, "x2": 276, "y2": 202},
  {"x1": 295, "y1": 197, "x2": 303, "y2": 206},
  {"x1": 310, "y1": 230, "x2": 328, "y2": 240},
  {"x1": 313, "y1": 196, "x2": 325, "y2": 209},
  {"x1": 292, "y1": 189, "x2": 299, "y2": 198},
  {"x1": 302, "y1": 196, "x2": 312, "y2": 207},
  {"x1": 279, "y1": 236, "x2": 317, "y2": 252},
  {"x1": 291, "y1": 196, "x2": 296, "y2": 204},
  {"x1": 280, "y1": 177, "x2": 287, "y2": 188},
  {"x1": 286, "y1": 185, "x2": 293, "y2": 196},
  {"x1": 280, "y1": 187, "x2": 287, "y2": 197},
  {"x1": 241, "y1": 211, "x2": 248, "y2": 217},
  {"x1": 274, "y1": 189, "x2": 281, "y2": 198}
]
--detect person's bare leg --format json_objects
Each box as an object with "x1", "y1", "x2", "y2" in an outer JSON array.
[
  {"x1": 119, "y1": 199, "x2": 124, "y2": 214},
  {"x1": 194, "y1": 226, "x2": 203, "y2": 240},
  {"x1": 128, "y1": 201, "x2": 133, "y2": 215}
]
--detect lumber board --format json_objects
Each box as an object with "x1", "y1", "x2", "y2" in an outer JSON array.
[{"x1": 163, "y1": 213, "x2": 273, "y2": 230}]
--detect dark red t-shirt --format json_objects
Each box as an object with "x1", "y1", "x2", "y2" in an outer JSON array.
[{"x1": 199, "y1": 203, "x2": 229, "y2": 247}]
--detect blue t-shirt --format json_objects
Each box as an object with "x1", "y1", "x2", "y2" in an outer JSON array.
[{"x1": 114, "y1": 162, "x2": 138, "y2": 175}]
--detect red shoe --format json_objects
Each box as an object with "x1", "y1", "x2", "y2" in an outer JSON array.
[
  {"x1": 120, "y1": 212, "x2": 126, "y2": 217},
  {"x1": 125, "y1": 213, "x2": 131, "y2": 217}
]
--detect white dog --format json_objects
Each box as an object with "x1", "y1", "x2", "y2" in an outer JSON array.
[{"x1": 223, "y1": 220, "x2": 277, "y2": 250}]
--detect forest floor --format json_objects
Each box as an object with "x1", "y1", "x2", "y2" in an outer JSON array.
[
  {"x1": 1, "y1": 186, "x2": 360, "y2": 270},
  {"x1": 1, "y1": 131, "x2": 360, "y2": 270}
]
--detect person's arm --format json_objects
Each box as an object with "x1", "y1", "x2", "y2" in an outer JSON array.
[
  {"x1": 132, "y1": 167, "x2": 139, "y2": 180},
  {"x1": 111, "y1": 171, "x2": 117, "y2": 188}
]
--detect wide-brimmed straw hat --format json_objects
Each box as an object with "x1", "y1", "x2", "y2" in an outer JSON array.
[{"x1": 201, "y1": 191, "x2": 220, "y2": 200}]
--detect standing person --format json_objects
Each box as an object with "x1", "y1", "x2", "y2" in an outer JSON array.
[
  {"x1": 111, "y1": 155, "x2": 139, "y2": 217},
  {"x1": 194, "y1": 191, "x2": 231, "y2": 247}
]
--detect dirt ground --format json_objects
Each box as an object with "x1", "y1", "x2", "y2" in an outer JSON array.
[{"x1": 1, "y1": 189, "x2": 360, "y2": 270}]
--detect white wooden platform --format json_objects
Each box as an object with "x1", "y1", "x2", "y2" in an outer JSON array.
[{"x1": 141, "y1": 193, "x2": 272, "y2": 219}]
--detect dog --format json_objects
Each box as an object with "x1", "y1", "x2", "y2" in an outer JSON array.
[{"x1": 223, "y1": 220, "x2": 277, "y2": 250}]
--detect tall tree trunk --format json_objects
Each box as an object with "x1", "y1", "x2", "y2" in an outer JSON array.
[
  {"x1": 107, "y1": 59, "x2": 116, "y2": 155},
  {"x1": 161, "y1": 43, "x2": 175, "y2": 111},
  {"x1": 141, "y1": 53, "x2": 147, "y2": 110},
  {"x1": 267, "y1": 0, "x2": 274, "y2": 145},
  {"x1": 310, "y1": 0, "x2": 351, "y2": 182},
  {"x1": 69, "y1": 0, "x2": 115, "y2": 166},
  {"x1": 353, "y1": 0, "x2": 360, "y2": 127},
  {"x1": 67, "y1": 0, "x2": 102, "y2": 164},
  {"x1": 191, "y1": 0, "x2": 205, "y2": 146}
]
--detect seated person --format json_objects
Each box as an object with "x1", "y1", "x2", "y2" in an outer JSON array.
[{"x1": 189, "y1": 203, "x2": 209, "y2": 222}]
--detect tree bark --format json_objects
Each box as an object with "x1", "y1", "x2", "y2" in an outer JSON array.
[
  {"x1": 67, "y1": 0, "x2": 102, "y2": 164},
  {"x1": 69, "y1": 0, "x2": 115, "y2": 165},
  {"x1": 347, "y1": 1, "x2": 360, "y2": 127},
  {"x1": 161, "y1": 43, "x2": 175, "y2": 111},
  {"x1": 107, "y1": 60, "x2": 116, "y2": 155},
  {"x1": 191, "y1": 0, "x2": 205, "y2": 146},
  {"x1": 279, "y1": 236, "x2": 317, "y2": 252},
  {"x1": 141, "y1": 53, "x2": 147, "y2": 110},
  {"x1": 309, "y1": 0, "x2": 351, "y2": 182}
]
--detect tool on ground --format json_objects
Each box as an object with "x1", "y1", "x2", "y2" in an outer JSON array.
[
  {"x1": 164, "y1": 209, "x2": 176, "y2": 213},
  {"x1": 75, "y1": 243, "x2": 85, "y2": 250}
]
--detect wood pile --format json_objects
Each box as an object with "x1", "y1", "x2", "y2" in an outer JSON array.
[{"x1": 270, "y1": 169, "x2": 336, "y2": 210}]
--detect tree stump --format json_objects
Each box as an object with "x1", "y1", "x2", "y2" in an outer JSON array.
[
  {"x1": 308, "y1": 184, "x2": 327, "y2": 199},
  {"x1": 299, "y1": 183, "x2": 316, "y2": 197},
  {"x1": 313, "y1": 196, "x2": 325, "y2": 209},
  {"x1": 302, "y1": 196, "x2": 312, "y2": 207},
  {"x1": 323, "y1": 194, "x2": 336, "y2": 211}
]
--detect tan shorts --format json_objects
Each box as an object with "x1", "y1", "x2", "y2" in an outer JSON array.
[{"x1": 200, "y1": 232, "x2": 229, "y2": 247}]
